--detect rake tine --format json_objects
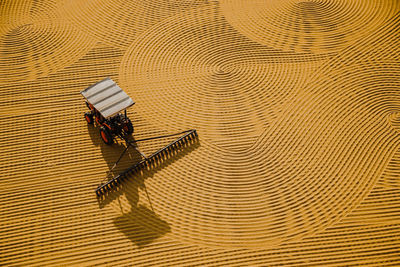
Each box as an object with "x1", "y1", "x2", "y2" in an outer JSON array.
[{"x1": 139, "y1": 162, "x2": 145, "y2": 170}]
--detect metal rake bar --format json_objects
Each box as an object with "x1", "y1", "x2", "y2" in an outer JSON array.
[{"x1": 95, "y1": 129, "x2": 198, "y2": 196}]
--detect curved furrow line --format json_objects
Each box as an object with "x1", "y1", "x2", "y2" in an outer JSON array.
[
  {"x1": 113, "y1": 9, "x2": 400, "y2": 247},
  {"x1": 60, "y1": 0, "x2": 208, "y2": 49},
  {"x1": 220, "y1": 0, "x2": 400, "y2": 53},
  {"x1": 1, "y1": 0, "x2": 400, "y2": 265},
  {"x1": 0, "y1": 2, "x2": 96, "y2": 83}
]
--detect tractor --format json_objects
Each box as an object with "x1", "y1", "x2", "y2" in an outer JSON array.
[{"x1": 81, "y1": 78, "x2": 134, "y2": 145}]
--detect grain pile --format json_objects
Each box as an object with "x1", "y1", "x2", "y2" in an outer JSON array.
[{"x1": 1, "y1": 0, "x2": 400, "y2": 265}]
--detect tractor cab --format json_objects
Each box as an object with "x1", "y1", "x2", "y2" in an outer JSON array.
[{"x1": 81, "y1": 78, "x2": 135, "y2": 145}]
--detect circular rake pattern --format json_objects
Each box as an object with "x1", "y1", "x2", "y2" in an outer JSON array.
[
  {"x1": 0, "y1": 2, "x2": 95, "y2": 82},
  {"x1": 0, "y1": 0, "x2": 38, "y2": 29},
  {"x1": 220, "y1": 0, "x2": 400, "y2": 53},
  {"x1": 1, "y1": 0, "x2": 400, "y2": 263},
  {"x1": 116, "y1": 7, "x2": 400, "y2": 248},
  {"x1": 60, "y1": 0, "x2": 207, "y2": 49},
  {"x1": 119, "y1": 5, "x2": 328, "y2": 145}
]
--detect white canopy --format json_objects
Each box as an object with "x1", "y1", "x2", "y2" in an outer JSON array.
[{"x1": 80, "y1": 78, "x2": 135, "y2": 118}]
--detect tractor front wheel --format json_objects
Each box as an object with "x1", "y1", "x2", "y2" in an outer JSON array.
[
  {"x1": 100, "y1": 126, "x2": 114, "y2": 145},
  {"x1": 84, "y1": 112, "x2": 94, "y2": 124},
  {"x1": 123, "y1": 119, "x2": 134, "y2": 135}
]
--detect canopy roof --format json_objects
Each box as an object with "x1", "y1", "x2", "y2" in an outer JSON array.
[{"x1": 80, "y1": 78, "x2": 135, "y2": 118}]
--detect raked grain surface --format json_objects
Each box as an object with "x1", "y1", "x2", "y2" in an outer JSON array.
[{"x1": 1, "y1": 0, "x2": 400, "y2": 266}]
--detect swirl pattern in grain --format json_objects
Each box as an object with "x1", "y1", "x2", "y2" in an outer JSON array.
[{"x1": 220, "y1": 0, "x2": 399, "y2": 53}]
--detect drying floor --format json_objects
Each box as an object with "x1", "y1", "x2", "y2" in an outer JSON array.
[{"x1": 1, "y1": 0, "x2": 400, "y2": 265}]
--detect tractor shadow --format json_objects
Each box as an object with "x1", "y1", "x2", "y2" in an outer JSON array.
[
  {"x1": 114, "y1": 205, "x2": 171, "y2": 248},
  {"x1": 112, "y1": 172, "x2": 171, "y2": 247},
  {"x1": 89, "y1": 124, "x2": 199, "y2": 247},
  {"x1": 112, "y1": 171, "x2": 171, "y2": 248}
]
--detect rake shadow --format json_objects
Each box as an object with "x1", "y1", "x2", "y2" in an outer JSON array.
[{"x1": 88, "y1": 124, "x2": 199, "y2": 247}]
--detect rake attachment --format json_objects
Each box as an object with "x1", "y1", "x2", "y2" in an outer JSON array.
[{"x1": 95, "y1": 129, "x2": 198, "y2": 197}]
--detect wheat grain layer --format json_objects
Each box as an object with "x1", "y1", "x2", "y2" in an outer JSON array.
[
  {"x1": 220, "y1": 0, "x2": 400, "y2": 53},
  {"x1": 0, "y1": 1, "x2": 96, "y2": 82},
  {"x1": 1, "y1": 0, "x2": 400, "y2": 266}
]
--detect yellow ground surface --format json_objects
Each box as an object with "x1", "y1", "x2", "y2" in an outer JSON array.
[{"x1": 1, "y1": 0, "x2": 400, "y2": 266}]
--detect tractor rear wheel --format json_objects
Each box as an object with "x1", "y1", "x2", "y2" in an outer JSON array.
[
  {"x1": 100, "y1": 126, "x2": 114, "y2": 145},
  {"x1": 123, "y1": 119, "x2": 134, "y2": 135},
  {"x1": 85, "y1": 112, "x2": 94, "y2": 124}
]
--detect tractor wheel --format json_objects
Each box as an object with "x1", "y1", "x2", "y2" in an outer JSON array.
[
  {"x1": 100, "y1": 126, "x2": 114, "y2": 145},
  {"x1": 84, "y1": 112, "x2": 94, "y2": 124},
  {"x1": 123, "y1": 119, "x2": 134, "y2": 135}
]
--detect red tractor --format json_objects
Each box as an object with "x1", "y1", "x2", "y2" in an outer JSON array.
[{"x1": 81, "y1": 78, "x2": 135, "y2": 145}]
